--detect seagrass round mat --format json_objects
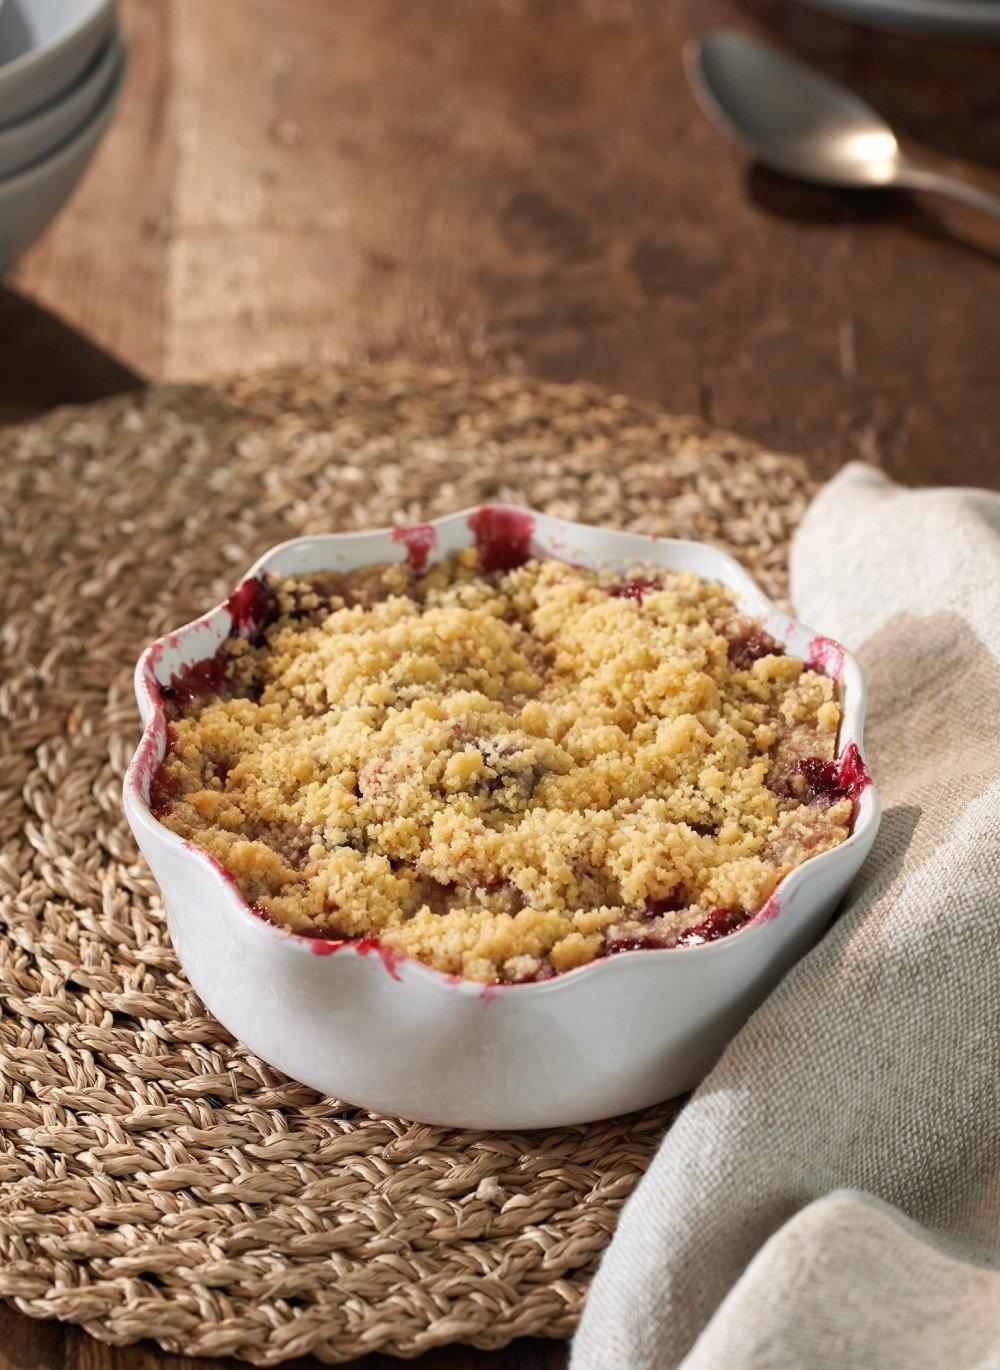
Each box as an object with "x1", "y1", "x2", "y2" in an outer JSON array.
[{"x1": 0, "y1": 366, "x2": 816, "y2": 1364}]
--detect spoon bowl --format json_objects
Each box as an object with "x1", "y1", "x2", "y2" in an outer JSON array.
[
  {"x1": 690, "y1": 31, "x2": 901, "y2": 188},
  {"x1": 688, "y1": 31, "x2": 1000, "y2": 220}
]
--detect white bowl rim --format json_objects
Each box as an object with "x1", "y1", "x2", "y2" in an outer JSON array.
[
  {"x1": 0, "y1": 0, "x2": 112, "y2": 85},
  {"x1": 0, "y1": 41, "x2": 121, "y2": 189},
  {"x1": 125, "y1": 503, "x2": 880, "y2": 998},
  {"x1": 0, "y1": 26, "x2": 121, "y2": 139}
]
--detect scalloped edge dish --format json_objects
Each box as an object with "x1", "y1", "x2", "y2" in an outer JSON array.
[{"x1": 124, "y1": 507, "x2": 880, "y2": 1126}]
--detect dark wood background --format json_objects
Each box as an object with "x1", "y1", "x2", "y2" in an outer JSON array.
[
  {"x1": 4, "y1": 0, "x2": 1000, "y2": 486},
  {"x1": 2, "y1": 1, "x2": 998, "y2": 1367}
]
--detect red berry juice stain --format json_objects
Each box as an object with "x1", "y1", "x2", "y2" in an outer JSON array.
[
  {"x1": 187, "y1": 847, "x2": 249, "y2": 902},
  {"x1": 305, "y1": 932, "x2": 403, "y2": 979},
  {"x1": 149, "y1": 576, "x2": 282, "y2": 807},
  {"x1": 754, "y1": 890, "x2": 782, "y2": 922},
  {"x1": 244, "y1": 907, "x2": 404, "y2": 979},
  {"x1": 150, "y1": 658, "x2": 227, "y2": 811},
  {"x1": 467, "y1": 507, "x2": 534, "y2": 571},
  {"x1": 147, "y1": 723, "x2": 179, "y2": 815},
  {"x1": 806, "y1": 635, "x2": 845, "y2": 679},
  {"x1": 158, "y1": 656, "x2": 228, "y2": 716},
  {"x1": 639, "y1": 894, "x2": 684, "y2": 920},
  {"x1": 607, "y1": 577, "x2": 662, "y2": 605},
  {"x1": 797, "y1": 742, "x2": 871, "y2": 810},
  {"x1": 145, "y1": 640, "x2": 166, "y2": 676},
  {"x1": 226, "y1": 576, "x2": 279, "y2": 642},
  {"x1": 391, "y1": 523, "x2": 437, "y2": 574}
]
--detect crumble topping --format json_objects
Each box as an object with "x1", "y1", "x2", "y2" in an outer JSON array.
[{"x1": 151, "y1": 551, "x2": 855, "y2": 983}]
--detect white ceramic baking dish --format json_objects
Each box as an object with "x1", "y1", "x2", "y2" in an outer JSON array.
[{"x1": 124, "y1": 507, "x2": 880, "y2": 1128}]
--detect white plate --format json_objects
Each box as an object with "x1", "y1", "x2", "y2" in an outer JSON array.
[
  {"x1": 0, "y1": 29, "x2": 121, "y2": 178},
  {"x1": 800, "y1": 0, "x2": 1000, "y2": 38}
]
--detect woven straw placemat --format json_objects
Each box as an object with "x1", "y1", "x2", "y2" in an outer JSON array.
[{"x1": 0, "y1": 366, "x2": 816, "y2": 1364}]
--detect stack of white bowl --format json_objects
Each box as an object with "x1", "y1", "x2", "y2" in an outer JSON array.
[{"x1": 0, "y1": 0, "x2": 123, "y2": 274}]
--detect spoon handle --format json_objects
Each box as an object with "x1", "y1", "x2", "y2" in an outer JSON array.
[{"x1": 894, "y1": 162, "x2": 1000, "y2": 222}]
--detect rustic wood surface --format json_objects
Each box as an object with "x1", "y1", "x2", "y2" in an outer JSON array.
[
  {"x1": 5, "y1": 0, "x2": 1000, "y2": 486},
  {"x1": 1, "y1": 2, "x2": 997, "y2": 1368}
]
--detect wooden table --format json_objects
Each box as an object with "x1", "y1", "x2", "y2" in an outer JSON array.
[
  {"x1": 2, "y1": 3, "x2": 997, "y2": 1367},
  {"x1": 5, "y1": 0, "x2": 1000, "y2": 485}
]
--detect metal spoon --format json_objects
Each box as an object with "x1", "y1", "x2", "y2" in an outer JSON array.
[{"x1": 688, "y1": 31, "x2": 1000, "y2": 221}]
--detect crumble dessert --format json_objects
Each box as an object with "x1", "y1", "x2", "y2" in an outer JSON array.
[{"x1": 150, "y1": 549, "x2": 863, "y2": 983}]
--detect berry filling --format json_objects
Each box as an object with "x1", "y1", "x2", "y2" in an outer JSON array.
[
  {"x1": 603, "y1": 905, "x2": 752, "y2": 957},
  {"x1": 226, "y1": 576, "x2": 279, "y2": 643},
  {"x1": 728, "y1": 627, "x2": 782, "y2": 669},
  {"x1": 797, "y1": 742, "x2": 871, "y2": 809},
  {"x1": 158, "y1": 655, "x2": 229, "y2": 717},
  {"x1": 673, "y1": 905, "x2": 751, "y2": 946},
  {"x1": 607, "y1": 577, "x2": 663, "y2": 604},
  {"x1": 148, "y1": 724, "x2": 180, "y2": 817},
  {"x1": 467, "y1": 506, "x2": 534, "y2": 571}
]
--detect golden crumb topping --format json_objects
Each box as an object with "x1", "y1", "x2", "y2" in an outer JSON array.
[{"x1": 152, "y1": 551, "x2": 854, "y2": 982}]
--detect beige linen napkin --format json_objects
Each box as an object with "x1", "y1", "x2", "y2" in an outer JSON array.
[{"x1": 572, "y1": 464, "x2": 1000, "y2": 1370}]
